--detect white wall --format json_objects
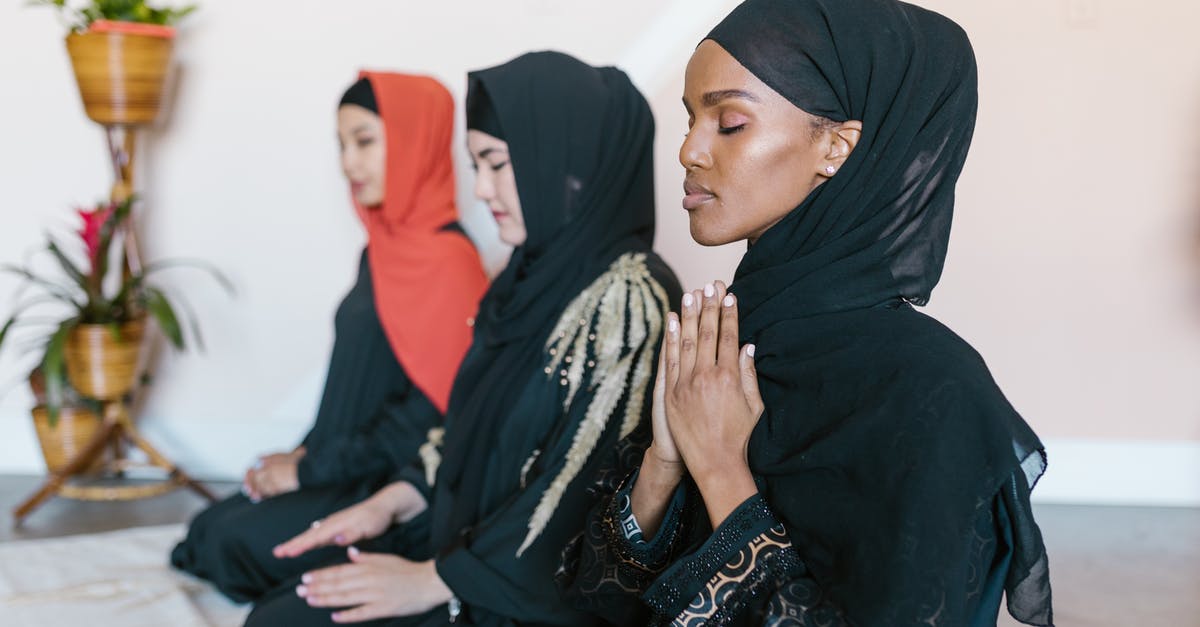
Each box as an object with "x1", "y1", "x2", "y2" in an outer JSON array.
[{"x1": 1, "y1": 1, "x2": 1197, "y2": 506}]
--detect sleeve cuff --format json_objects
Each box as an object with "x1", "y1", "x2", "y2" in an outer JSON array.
[{"x1": 600, "y1": 468, "x2": 687, "y2": 572}]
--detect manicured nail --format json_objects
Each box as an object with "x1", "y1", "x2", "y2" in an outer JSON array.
[
  {"x1": 301, "y1": 573, "x2": 313, "y2": 584},
  {"x1": 348, "y1": 546, "x2": 360, "y2": 557},
  {"x1": 723, "y1": 294, "x2": 734, "y2": 307},
  {"x1": 704, "y1": 283, "x2": 714, "y2": 298},
  {"x1": 296, "y1": 584, "x2": 308, "y2": 597},
  {"x1": 668, "y1": 316, "x2": 678, "y2": 333},
  {"x1": 682, "y1": 293, "x2": 693, "y2": 308},
  {"x1": 747, "y1": 344, "x2": 756, "y2": 357},
  {"x1": 334, "y1": 534, "x2": 346, "y2": 544}
]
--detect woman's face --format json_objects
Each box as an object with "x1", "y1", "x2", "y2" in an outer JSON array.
[
  {"x1": 337, "y1": 104, "x2": 387, "y2": 207},
  {"x1": 467, "y1": 129, "x2": 526, "y2": 246},
  {"x1": 680, "y1": 40, "x2": 859, "y2": 246}
]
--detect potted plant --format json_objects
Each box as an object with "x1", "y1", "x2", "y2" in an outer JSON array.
[
  {"x1": 0, "y1": 197, "x2": 230, "y2": 442},
  {"x1": 31, "y1": 0, "x2": 198, "y2": 125}
]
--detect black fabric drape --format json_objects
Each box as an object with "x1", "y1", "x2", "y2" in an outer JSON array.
[
  {"x1": 437, "y1": 51, "x2": 659, "y2": 543},
  {"x1": 700, "y1": 1, "x2": 1052, "y2": 624}
]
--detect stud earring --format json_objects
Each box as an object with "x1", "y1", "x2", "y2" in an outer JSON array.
[{"x1": 825, "y1": 165, "x2": 837, "y2": 176}]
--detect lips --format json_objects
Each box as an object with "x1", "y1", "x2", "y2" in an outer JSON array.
[
  {"x1": 350, "y1": 182, "x2": 366, "y2": 195},
  {"x1": 682, "y1": 180, "x2": 715, "y2": 211}
]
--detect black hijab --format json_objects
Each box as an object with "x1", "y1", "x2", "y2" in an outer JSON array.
[
  {"x1": 435, "y1": 51, "x2": 659, "y2": 543},
  {"x1": 708, "y1": 1, "x2": 1052, "y2": 624}
]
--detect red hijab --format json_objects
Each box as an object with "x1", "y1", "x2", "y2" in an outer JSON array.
[{"x1": 352, "y1": 71, "x2": 487, "y2": 413}]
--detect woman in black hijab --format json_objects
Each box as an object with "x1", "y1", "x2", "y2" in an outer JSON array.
[
  {"x1": 561, "y1": 1, "x2": 1054, "y2": 625},
  {"x1": 244, "y1": 51, "x2": 682, "y2": 626}
]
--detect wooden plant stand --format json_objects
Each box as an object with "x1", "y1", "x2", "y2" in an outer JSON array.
[{"x1": 11, "y1": 22, "x2": 216, "y2": 525}]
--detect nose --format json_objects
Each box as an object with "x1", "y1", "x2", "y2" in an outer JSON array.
[
  {"x1": 473, "y1": 168, "x2": 495, "y2": 202},
  {"x1": 679, "y1": 128, "x2": 713, "y2": 171}
]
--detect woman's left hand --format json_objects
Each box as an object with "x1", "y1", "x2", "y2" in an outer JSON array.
[
  {"x1": 244, "y1": 447, "x2": 305, "y2": 501},
  {"x1": 664, "y1": 281, "x2": 765, "y2": 526},
  {"x1": 296, "y1": 547, "x2": 453, "y2": 623}
]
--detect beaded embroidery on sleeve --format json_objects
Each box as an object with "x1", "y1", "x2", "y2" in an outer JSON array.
[{"x1": 516, "y1": 252, "x2": 669, "y2": 557}]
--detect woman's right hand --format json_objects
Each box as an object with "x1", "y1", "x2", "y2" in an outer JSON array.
[{"x1": 272, "y1": 482, "x2": 425, "y2": 559}]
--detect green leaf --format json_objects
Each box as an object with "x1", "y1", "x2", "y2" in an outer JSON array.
[
  {"x1": 46, "y1": 239, "x2": 88, "y2": 290},
  {"x1": 1, "y1": 264, "x2": 82, "y2": 306},
  {"x1": 143, "y1": 287, "x2": 184, "y2": 350},
  {"x1": 41, "y1": 318, "x2": 79, "y2": 427},
  {"x1": 142, "y1": 259, "x2": 237, "y2": 296},
  {"x1": 0, "y1": 317, "x2": 17, "y2": 354}
]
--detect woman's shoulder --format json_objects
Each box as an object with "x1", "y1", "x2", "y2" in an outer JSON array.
[{"x1": 562, "y1": 251, "x2": 679, "y2": 326}]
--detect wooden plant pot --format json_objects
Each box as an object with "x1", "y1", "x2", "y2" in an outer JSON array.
[
  {"x1": 65, "y1": 20, "x2": 175, "y2": 126},
  {"x1": 31, "y1": 406, "x2": 106, "y2": 474},
  {"x1": 64, "y1": 319, "x2": 145, "y2": 401}
]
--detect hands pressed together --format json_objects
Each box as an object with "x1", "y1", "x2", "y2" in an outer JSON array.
[{"x1": 637, "y1": 280, "x2": 765, "y2": 530}]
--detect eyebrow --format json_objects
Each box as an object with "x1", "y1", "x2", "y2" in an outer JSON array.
[
  {"x1": 476, "y1": 147, "x2": 508, "y2": 159},
  {"x1": 684, "y1": 89, "x2": 762, "y2": 111}
]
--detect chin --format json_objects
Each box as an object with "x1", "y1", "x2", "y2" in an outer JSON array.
[{"x1": 688, "y1": 215, "x2": 739, "y2": 247}]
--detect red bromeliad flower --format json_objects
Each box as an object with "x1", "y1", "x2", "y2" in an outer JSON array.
[{"x1": 76, "y1": 202, "x2": 114, "y2": 269}]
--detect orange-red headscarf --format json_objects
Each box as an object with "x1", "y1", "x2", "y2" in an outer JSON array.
[{"x1": 352, "y1": 71, "x2": 487, "y2": 413}]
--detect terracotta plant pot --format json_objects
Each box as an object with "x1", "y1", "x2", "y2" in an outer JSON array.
[
  {"x1": 64, "y1": 318, "x2": 145, "y2": 400},
  {"x1": 65, "y1": 21, "x2": 175, "y2": 126},
  {"x1": 32, "y1": 405, "x2": 106, "y2": 474}
]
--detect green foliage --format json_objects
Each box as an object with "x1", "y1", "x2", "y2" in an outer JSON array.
[
  {"x1": 0, "y1": 197, "x2": 232, "y2": 426},
  {"x1": 29, "y1": 0, "x2": 196, "y2": 31}
]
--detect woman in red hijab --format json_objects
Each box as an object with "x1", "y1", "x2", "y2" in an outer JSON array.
[{"x1": 171, "y1": 72, "x2": 488, "y2": 604}]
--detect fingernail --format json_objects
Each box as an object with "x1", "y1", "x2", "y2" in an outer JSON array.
[
  {"x1": 296, "y1": 584, "x2": 308, "y2": 597},
  {"x1": 703, "y1": 283, "x2": 714, "y2": 298},
  {"x1": 668, "y1": 317, "x2": 678, "y2": 333},
  {"x1": 747, "y1": 344, "x2": 756, "y2": 357},
  {"x1": 348, "y1": 546, "x2": 360, "y2": 557},
  {"x1": 723, "y1": 294, "x2": 734, "y2": 307},
  {"x1": 682, "y1": 293, "x2": 693, "y2": 308},
  {"x1": 334, "y1": 534, "x2": 346, "y2": 544},
  {"x1": 301, "y1": 573, "x2": 312, "y2": 584}
]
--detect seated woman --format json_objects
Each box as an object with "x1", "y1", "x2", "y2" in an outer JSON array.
[
  {"x1": 560, "y1": 1, "x2": 1054, "y2": 626},
  {"x1": 171, "y1": 72, "x2": 488, "y2": 603},
  {"x1": 244, "y1": 51, "x2": 682, "y2": 626}
]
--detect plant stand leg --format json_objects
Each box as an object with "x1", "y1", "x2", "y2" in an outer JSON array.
[
  {"x1": 11, "y1": 406, "x2": 121, "y2": 526},
  {"x1": 115, "y1": 410, "x2": 217, "y2": 503}
]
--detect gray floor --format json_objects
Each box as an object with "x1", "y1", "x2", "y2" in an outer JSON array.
[{"x1": 2, "y1": 475, "x2": 1198, "y2": 626}]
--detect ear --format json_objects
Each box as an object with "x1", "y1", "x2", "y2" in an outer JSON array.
[{"x1": 825, "y1": 120, "x2": 863, "y2": 169}]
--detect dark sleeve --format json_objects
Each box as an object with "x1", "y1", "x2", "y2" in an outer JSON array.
[
  {"x1": 639, "y1": 494, "x2": 847, "y2": 626},
  {"x1": 557, "y1": 443, "x2": 692, "y2": 626},
  {"x1": 296, "y1": 382, "x2": 441, "y2": 488},
  {"x1": 433, "y1": 390, "x2": 626, "y2": 625}
]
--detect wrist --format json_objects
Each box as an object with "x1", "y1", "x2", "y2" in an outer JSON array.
[
  {"x1": 641, "y1": 447, "x2": 685, "y2": 486},
  {"x1": 424, "y1": 560, "x2": 454, "y2": 607},
  {"x1": 378, "y1": 481, "x2": 427, "y2": 523}
]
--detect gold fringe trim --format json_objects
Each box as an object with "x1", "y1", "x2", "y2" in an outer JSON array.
[{"x1": 516, "y1": 252, "x2": 669, "y2": 557}]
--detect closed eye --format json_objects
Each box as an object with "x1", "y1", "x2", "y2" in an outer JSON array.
[{"x1": 718, "y1": 124, "x2": 746, "y2": 135}]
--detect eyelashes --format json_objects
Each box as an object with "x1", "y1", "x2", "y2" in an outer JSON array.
[
  {"x1": 718, "y1": 124, "x2": 746, "y2": 135},
  {"x1": 469, "y1": 160, "x2": 510, "y2": 172}
]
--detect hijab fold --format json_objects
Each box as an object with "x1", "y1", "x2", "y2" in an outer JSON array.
[{"x1": 353, "y1": 72, "x2": 488, "y2": 414}]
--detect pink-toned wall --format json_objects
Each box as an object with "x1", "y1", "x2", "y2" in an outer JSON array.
[{"x1": 0, "y1": 1, "x2": 1196, "y2": 492}]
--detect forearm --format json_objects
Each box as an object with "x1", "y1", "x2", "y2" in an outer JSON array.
[
  {"x1": 691, "y1": 454, "x2": 759, "y2": 529},
  {"x1": 630, "y1": 446, "x2": 685, "y2": 539}
]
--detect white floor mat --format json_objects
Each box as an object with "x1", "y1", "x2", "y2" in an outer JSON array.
[{"x1": 0, "y1": 524, "x2": 249, "y2": 627}]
